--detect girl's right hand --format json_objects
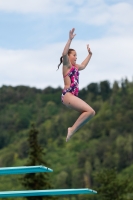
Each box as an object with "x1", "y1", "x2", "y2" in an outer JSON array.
[{"x1": 69, "y1": 28, "x2": 76, "y2": 40}]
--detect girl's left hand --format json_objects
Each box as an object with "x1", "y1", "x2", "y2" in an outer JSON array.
[{"x1": 87, "y1": 44, "x2": 92, "y2": 55}]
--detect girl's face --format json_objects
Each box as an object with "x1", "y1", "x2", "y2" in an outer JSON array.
[{"x1": 68, "y1": 51, "x2": 77, "y2": 65}]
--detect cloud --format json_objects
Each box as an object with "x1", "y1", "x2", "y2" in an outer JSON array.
[
  {"x1": 0, "y1": 0, "x2": 133, "y2": 89},
  {"x1": 0, "y1": 0, "x2": 72, "y2": 14},
  {"x1": 0, "y1": 43, "x2": 63, "y2": 88},
  {"x1": 0, "y1": 0, "x2": 132, "y2": 23},
  {"x1": 0, "y1": 36, "x2": 133, "y2": 89},
  {"x1": 0, "y1": 0, "x2": 132, "y2": 37},
  {"x1": 72, "y1": 1, "x2": 133, "y2": 28},
  {"x1": 73, "y1": 36, "x2": 133, "y2": 87}
]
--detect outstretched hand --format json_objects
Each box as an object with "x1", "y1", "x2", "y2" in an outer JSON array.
[
  {"x1": 87, "y1": 44, "x2": 92, "y2": 55},
  {"x1": 69, "y1": 28, "x2": 76, "y2": 40}
]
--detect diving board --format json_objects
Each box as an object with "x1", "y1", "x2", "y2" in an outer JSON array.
[
  {"x1": 0, "y1": 165, "x2": 53, "y2": 175},
  {"x1": 0, "y1": 165, "x2": 97, "y2": 197},
  {"x1": 0, "y1": 189, "x2": 97, "y2": 198}
]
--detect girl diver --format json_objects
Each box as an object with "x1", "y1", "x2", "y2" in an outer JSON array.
[{"x1": 58, "y1": 28, "x2": 95, "y2": 142}]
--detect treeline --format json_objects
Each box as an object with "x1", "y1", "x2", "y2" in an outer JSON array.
[{"x1": 0, "y1": 78, "x2": 133, "y2": 200}]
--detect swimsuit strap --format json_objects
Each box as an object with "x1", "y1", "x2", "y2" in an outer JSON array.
[{"x1": 64, "y1": 66, "x2": 78, "y2": 78}]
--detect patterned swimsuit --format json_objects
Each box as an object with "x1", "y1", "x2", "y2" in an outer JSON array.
[{"x1": 61, "y1": 66, "x2": 79, "y2": 103}]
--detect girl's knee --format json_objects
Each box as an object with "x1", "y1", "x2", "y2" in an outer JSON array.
[
  {"x1": 92, "y1": 109, "x2": 96, "y2": 116},
  {"x1": 87, "y1": 109, "x2": 95, "y2": 117}
]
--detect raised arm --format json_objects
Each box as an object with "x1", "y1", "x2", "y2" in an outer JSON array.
[
  {"x1": 77, "y1": 44, "x2": 92, "y2": 71},
  {"x1": 62, "y1": 28, "x2": 76, "y2": 66}
]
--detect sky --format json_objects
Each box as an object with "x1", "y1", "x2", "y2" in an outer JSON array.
[{"x1": 0, "y1": 0, "x2": 133, "y2": 90}]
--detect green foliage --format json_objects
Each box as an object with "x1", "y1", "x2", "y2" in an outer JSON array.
[
  {"x1": 94, "y1": 168, "x2": 132, "y2": 200},
  {"x1": 21, "y1": 124, "x2": 54, "y2": 200},
  {"x1": 100, "y1": 80, "x2": 111, "y2": 101},
  {"x1": 0, "y1": 78, "x2": 133, "y2": 200}
]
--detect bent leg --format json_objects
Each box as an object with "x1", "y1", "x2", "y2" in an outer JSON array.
[{"x1": 63, "y1": 92, "x2": 95, "y2": 141}]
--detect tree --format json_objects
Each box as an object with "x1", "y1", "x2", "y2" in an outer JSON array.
[
  {"x1": 21, "y1": 123, "x2": 55, "y2": 200},
  {"x1": 87, "y1": 83, "x2": 99, "y2": 95},
  {"x1": 94, "y1": 168, "x2": 132, "y2": 200},
  {"x1": 100, "y1": 81, "x2": 111, "y2": 101}
]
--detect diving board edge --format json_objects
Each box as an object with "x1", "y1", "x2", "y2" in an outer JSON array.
[
  {"x1": 0, "y1": 165, "x2": 53, "y2": 175},
  {"x1": 0, "y1": 189, "x2": 97, "y2": 197}
]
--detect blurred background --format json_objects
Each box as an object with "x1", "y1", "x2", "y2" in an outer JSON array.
[
  {"x1": 0, "y1": 0, "x2": 133, "y2": 89},
  {"x1": 0, "y1": 1, "x2": 133, "y2": 200}
]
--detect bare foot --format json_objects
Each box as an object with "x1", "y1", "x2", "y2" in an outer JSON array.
[{"x1": 66, "y1": 127, "x2": 74, "y2": 142}]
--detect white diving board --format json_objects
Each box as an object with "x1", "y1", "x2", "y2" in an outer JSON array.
[
  {"x1": 0, "y1": 189, "x2": 97, "y2": 198},
  {"x1": 0, "y1": 165, "x2": 53, "y2": 175}
]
